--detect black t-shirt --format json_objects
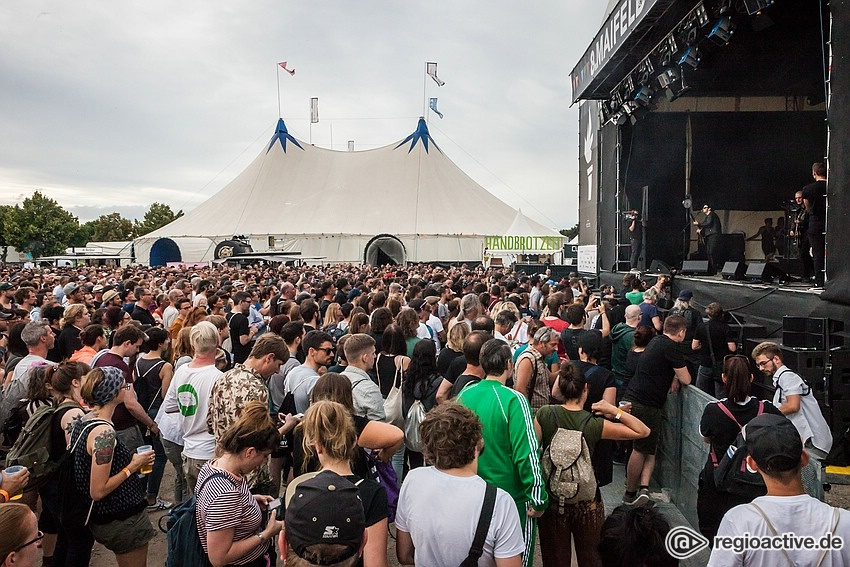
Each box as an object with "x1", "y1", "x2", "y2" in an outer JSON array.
[
  {"x1": 561, "y1": 328, "x2": 585, "y2": 361},
  {"x1": 343, "y1": 474, "x2": 388, "y2": 527},
  {"x1": 572, "y1": 361, "x2": 616, "y2": 412},
  {"x1": 693, "y1": 320, "x2": 735, "y2": 368},
  {"x1": 229, "y1": 312, "x2": 251, "y2": 364},
  {"x1": 699, "y1": 398, "x2": 782, "y2": 488},
  {"x1": 801, "y1": 179, "x2": 826, "y2": 229},
  {"x1": 446, "y1": 355, "x2": 466, "y2": 384},
  {"x1": 319, "y1": 299, "x2": 331, "y2": 321},
  {"x1": 57, "y1": 325, "x2": 82, "y2": 360},
  {"x1": 437, "y1": 347, "x2": 463, "y2": 377},
  {"x1": 624, "y1": 349, "x2": 643, "y2": 387},
  {"x1": 374, "y1": 353, "x2": 403, "y2": 398},
  {"x1": 451, "y1": 373, "x2": 482, "y2": 398},
  {"x1": 131, "y1": 305, "x2": 156, "y2": 326},
  {"x1": 626, "y1": 334, "x2": 686, "y2": 408}
]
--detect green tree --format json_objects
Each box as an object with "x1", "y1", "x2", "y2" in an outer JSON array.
[
  {"x1": 4, "y1": 191, "x2": 82, "y2": 257},
  {"x1": 85, "y1": 212, "x2": 135, "y2": 242},
  {"x1": 0, "y1": 205, "x2": 13, "y2": 263},
  {"x1": 560, "y1": 223, "x2": 579, "y2": 241},
  {"x1": 134, "y1": 202, "x2": 183, "y2": 236}
]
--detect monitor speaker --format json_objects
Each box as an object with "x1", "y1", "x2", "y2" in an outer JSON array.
[
  {"x1": 745, "y1": 262, "x2": 785, "y2": 283},
  {"x1": 721, "y1": 261, "x2": 747, "y2": 280},
  {"x1": 680, "y1": 260, "x2": 711, "y2": 275},
  {"x1": 649, "y1": 260, "x2": 672, "y2": 274}
]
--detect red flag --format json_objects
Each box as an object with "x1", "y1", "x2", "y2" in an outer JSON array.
[{"x1": 278, "y1": 61, "x2": 295, "y2": 76}]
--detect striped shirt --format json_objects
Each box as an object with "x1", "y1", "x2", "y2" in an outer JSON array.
[{"x1": 195, "y1": 461, "x2": 267, "y2": 564}]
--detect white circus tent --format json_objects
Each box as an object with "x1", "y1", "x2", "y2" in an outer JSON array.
[{"x1": 134, "y1": 117, "x2": 558, "y2": 265}]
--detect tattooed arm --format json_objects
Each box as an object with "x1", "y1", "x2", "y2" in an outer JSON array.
[{"x1": 86, "y1": 423, "x2": 150, "y2": 500}]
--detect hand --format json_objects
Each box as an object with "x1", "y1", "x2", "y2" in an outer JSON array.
[
  {"x1": 1, "y1": 467, "x2": 30, "y2": 497},
  {"x1": 670, "y1": 380, "x2": 681, "y2": 393},
  {"x1": 262, "y1": 513, "x2": 285, "y2": 539},
  {"x1": 527, "y1": 508, "x2": 544, "y2": 518},
  {"x1": 693, "y1": 221, "x2": 699, "y2": 226},
  {"x1": 129, "y1": 450, "x2": 155, "y2": 474},
  {"x1": 590, "y1": 399, "x2": 618, "y2": 419},
  {"x1": 149, "y1": 423, "x2": 160, "y2": 437},
  {"x1": 254, "y1": 494, "x2": 274, "y2": 509},
  {"x1": 278, "y1": 413, "x2": 301, "y2": 433}
]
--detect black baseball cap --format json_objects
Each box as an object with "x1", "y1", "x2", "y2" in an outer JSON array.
[
  {"x1": 745, "y1": 413, "x2": 803, "y2": 473},
  {"x1": 284, "y1": 471, "x2": 365, "y2": 565}
]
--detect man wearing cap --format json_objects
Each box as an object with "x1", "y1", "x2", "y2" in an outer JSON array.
[
  {"x1": 708, "y1": 413, "x2": 850, "y2": 566},
  {"x1": 410, "y1": 299, "x2": 441, "y2": 354},
  {"x1": 101, "y1": 289, "x2": 121, "y2": 309},
  {"x1": 62, "y1": 281, "x2": 84, "y2": 307},
  {"x1": 0, "y1": 282, "x2": 16, "y2": 311},
  {"x1": 694, "y1": 203, "x2": 723, "y2": 273},
  {"x1": 279, "y1": 470, "x2": 367, "y2": 566},
  {"x1": 91, "y1": 284, "x2": 104, "y2": 307}
]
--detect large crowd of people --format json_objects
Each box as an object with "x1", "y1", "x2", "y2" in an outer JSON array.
[{"x1": 0, "y1": 263, "x2": 846, "y2": 566}]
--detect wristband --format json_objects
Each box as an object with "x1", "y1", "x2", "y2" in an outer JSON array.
[
  {"x1": 256, "y1": 533, "x2": 266, "y2": 542},
  {"x1": 0, "y1": 489, "x2": 9, "y2": 502},
  {"x1": 122, "y1": 467, "x2": 132, "y2": 479},
  {"x1": 614, "y1": 410, "x2": 623, "y2": 421}
]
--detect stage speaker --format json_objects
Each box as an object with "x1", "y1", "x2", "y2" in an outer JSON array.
[
  {"x1": 745, "y1": 262, "x2": 786, "y2": 283},
  {"x1": 680, "y1": 260, "x2": 710, "y2": 275},
  {"x1": 782, "y1": 317, "x2": 845, "y2": 350},
  {"x1": 649, "y1": 260, "x2": 672, "y2": 274},
  {"x1": 721, "y1": 261, "x2": 747, "y2": 280}
]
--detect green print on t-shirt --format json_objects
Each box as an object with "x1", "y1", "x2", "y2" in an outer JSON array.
[{"x1": 177, "y1": 383, "x2": 199, "y2": 416}]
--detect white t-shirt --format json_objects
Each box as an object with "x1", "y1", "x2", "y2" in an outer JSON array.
[
  {"x1": 772, "y1": 366, "x2": 833, "y2": 454},
  {"x1": 708, "y1": 494, "x2": 850, "y2": 567},
  {"x1": 161, "y1": 363, "x2": 222, "y2": 460},
  {"x1": 395, "y1": 467, "x2": 524, "y2": 567},
  {"x1": 417, "y1": 321, "x2": 441, "y2": 354},
  {"x1": 284, "y1": 365, "x2": 320, "y2": 414},
  {"x1": 161, "y1": 305, "x2": 178, "y2": 330}
]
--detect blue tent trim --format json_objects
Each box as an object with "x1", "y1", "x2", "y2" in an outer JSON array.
[
  {"x1": 394, "y1": 117, "x2": 441, "y2": 154},
  {"x1": 267, "y1": 118, "x2": 304, "y2": 153}
]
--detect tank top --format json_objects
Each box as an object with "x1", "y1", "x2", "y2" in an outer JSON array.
[
  {"x1": 70, "y1": 418, "x2": 146, "y2": 523},
  {"x1": 517, "y1": 348, "x2": 550, "y2": 413},
  {"x1": 135, "y1": 357, "x2": 166, "y2": 413}
]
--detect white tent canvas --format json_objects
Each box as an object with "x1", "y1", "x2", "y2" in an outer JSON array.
[{"x1": 135, "y1": 118, "x2": 556, "y2": 265}]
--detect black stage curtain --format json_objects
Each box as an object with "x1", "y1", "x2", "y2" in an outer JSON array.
[
  {"x1": 598, "y1": 122, "x2": 620, "y2": 272},
  {"x1": 824, "y1": 0, "x2": 850, "y2": 305}
]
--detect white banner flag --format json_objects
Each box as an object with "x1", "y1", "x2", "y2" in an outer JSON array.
[
  {"x1": 310, "y1": 97, "x2": 319, "y2": 123},
  {"x1": 426, "y1": 62, "x2": 445, "y2": 86},
  {"x1": 429, "y1": 98, "x2": 444, "y2": 119},
  {"x1": 348, "y1": 140, "x2": 355, "y2": 151}
]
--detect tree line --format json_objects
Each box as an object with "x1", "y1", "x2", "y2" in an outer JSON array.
[{"x1": 0, "y1": 191, "x2": 182, "y2": 258}]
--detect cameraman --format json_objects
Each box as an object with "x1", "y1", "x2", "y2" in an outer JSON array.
[{"x1": 625, "y1": 210, "x2": 642, "y2": 270}]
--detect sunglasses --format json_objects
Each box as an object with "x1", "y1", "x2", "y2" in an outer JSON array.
[
  {"x1": 316, "y1": 347, "x2": 335, "y2": 355},
  {"x1": 14, "y1": 530, "x2": 44, "y2": 552}
]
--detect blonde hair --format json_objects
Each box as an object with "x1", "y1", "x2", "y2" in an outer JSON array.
[
  {"x1": 62, "y1": 304, "x2": 87, "y2": 328},
  {"x1": 301, "y1": 400, "x2": 357, "y2": 464},
  {"x1": 446, "y1": 320, "x2": 471, "y2": 352},
  {"x1": 190, "y1": 321, "x2": 218, "y2": 355},
  {"x1": 173, "y1": 327, "x2": 194, "y2": 363},
  {"x1": 323, "y1": 303, "x2": 342, "y2": 329}
]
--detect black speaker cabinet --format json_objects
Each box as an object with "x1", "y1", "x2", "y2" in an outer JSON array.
[
  {"x1": 721, "y1": 261, "x2": 747, "y2": 280},
  {"x1": 649, "y1": 260, "x2": 672, "y2": 274},
  {"x1": 681, "y1": 260, "x2": 711, "y2": 275},
  {"x1": 782, "y1": 317, "x2": 845, "y2": 350},
  {"x1": 745, "y1": 262, "x2": 785, "y2": 283}
]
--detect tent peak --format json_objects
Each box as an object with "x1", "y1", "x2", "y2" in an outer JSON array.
[
  {"x1": 394, "y1": 117, "x2": 440, "y2": 154},
  {"x1": 267, "y1": 117, "x2": 304, "y2": 154}
]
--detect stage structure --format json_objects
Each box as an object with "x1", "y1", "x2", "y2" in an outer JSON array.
[{"x1": 571, "y1": 0, "x2": 850, "y2": 305}]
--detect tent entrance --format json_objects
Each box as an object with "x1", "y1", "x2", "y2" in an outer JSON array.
[
  {"x1": 150, "y1": 238, "x2": 181, "y2": 267},
  {"x1": 364, "y1": 234, "x2": 406, "y2": 266}
]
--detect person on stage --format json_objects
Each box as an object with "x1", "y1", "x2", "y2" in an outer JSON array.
[
  {"x1": 693, "y1": 203, "x2": 722, "y2": 274},
  {"x1": 801, "y1": 162, "x2": 826, "y2": 288},
  {"x1": 746, "y1": 217, "x2": 776, "y2": 261},
  {"x1": 625, "y1": 210, "x2": 642, "y2": 270},
  {"x1": 789, "y1": 190, "x2": 812, "y2": 282}
]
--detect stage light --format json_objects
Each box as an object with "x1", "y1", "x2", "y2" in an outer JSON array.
[
  {"x1": 622, "y1": 101, "x2": 638, "y2": 115},
  {"x1": 694, "y1": 4, "x2": 709, "y2": 27},
  {"x1": 742, "y1": 0, "x2": 774, "y2": 16},
  {"x1": 708, "y1": 16, "x2": 734, "y2": 45},
  {"x1": 614, "y1": 112, "x2": 628, "y2": 126},
  {"x1": 657, "y1": 67, "x2": 680, "y2": 89},
  {"x1": 678, "y1": 47, "x2": 700, "y2": 69},
  {"x1": 633, "y1": 86, "x2": 653, "y2": 105},
  {"x1": 666, "y1": 77, "x2": 691, "y2": 102}
]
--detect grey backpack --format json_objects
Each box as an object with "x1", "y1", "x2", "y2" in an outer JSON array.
[{"x1": 540, "y1": 406, "x2": 597, "y2": 513}]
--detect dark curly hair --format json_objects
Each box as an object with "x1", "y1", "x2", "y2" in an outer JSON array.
[{"x1": 420, "y1": 402, "x2": 482, "y2": 470}]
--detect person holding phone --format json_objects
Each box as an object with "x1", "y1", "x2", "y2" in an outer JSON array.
[{"x1": 196, "y1": 401, "x2": 285, "y2": 567}]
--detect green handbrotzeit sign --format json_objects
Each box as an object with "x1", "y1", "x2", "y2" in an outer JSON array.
[{"x1": 485, "y1": 235, "x2": 563, "y2": 251}]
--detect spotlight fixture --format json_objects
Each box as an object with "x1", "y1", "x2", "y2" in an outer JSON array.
[
  {"x1": 694, "y1": 4, "x2": 709, "y2": 27},
  {"x1": 657, "y1": 67, "x2": 680, "y2": 89},
  {"x1": 708, "y1": 16, "x2": 734, "y2": 45},
  {"x1": 742, "y1": 0, "x2": 774, "y2": 16},
  {"x1": 666, "y1": 76, "x2": 691, "y2": 102},
  {"x1": 633, "y1": 86, "x2": 653, "y2": 105},
  {"x1": 614, "y1": 112, "x2": 628, "y2": 126},
  {"x1": 622, "y1": 101, "x2": 638, "y2": 115},
  {"x1": 678, "y1": 47, "x2": 700, "y2": 69}
]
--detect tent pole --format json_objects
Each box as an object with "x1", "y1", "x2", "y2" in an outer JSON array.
[
  {"x1": 276, "y1": 64, "x2": 281, "y2": 118},
  {"x1": 423, "y1": 62, "x2": 428, "y2": 120}
]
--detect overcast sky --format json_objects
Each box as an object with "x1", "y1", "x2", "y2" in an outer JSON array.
[{"x1": 0, "y1": 1, "x2": 603, "y2": 229}]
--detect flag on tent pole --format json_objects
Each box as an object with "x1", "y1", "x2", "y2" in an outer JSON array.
[
  {"x1": 429, "y1": 98, "x2": 444, "y2": 119},
  {"x1": 426, "y1": 62, "x2": 444, "y2": 86},
  {"x1": 310, "y1": 97, "x2": 319, "y2": 123},
  {"x1": 278, "y1": 61, "x2": 295, "y2": 76},
  {"x1": 348, "y1": 140, "x2": 355, "y2": 151}
]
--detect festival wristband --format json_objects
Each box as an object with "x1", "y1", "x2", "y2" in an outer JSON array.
[
  {"x1": 614, "y1": 410, "x2": 623, "y2": 421},
  {"x1": 122, "y1": 467, "x2": 132, "y2": 479},
  {"x1": 0, "y1": 489, "x2": 9, "y2": 502}
]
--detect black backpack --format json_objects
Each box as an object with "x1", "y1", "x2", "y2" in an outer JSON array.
[
  {"x1": 711, "y1": 401, "x2": 767, "y2": 499},
  {"x1": 160, "y1": 472, "x2": 233, "y2": 567}
]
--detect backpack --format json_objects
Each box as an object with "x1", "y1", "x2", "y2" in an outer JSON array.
[
  {"x1": 540, "y1": 406, "x2": 597, "y2": 513},
  {"x1": 458, "y1": 483, "x2": 497, "y2": 567},
  {"x1": 1, "y1": 400, "x2": 27, "y2": 448},
  {"x1": 364, "y1": 449, "x2": 399, "y2": 524},
  {"x1": 5, "y1": 401, "x2": 81, "y2": 490},
  {"x1": 160, "y1": 472, "x2": 232, "y2": 567},
  {"x1": 711, "y1": 401, "x2": 767, "y2": 499},
  {"x1": 404, "y1": 400, "x2": 427, "y2": 452}
]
